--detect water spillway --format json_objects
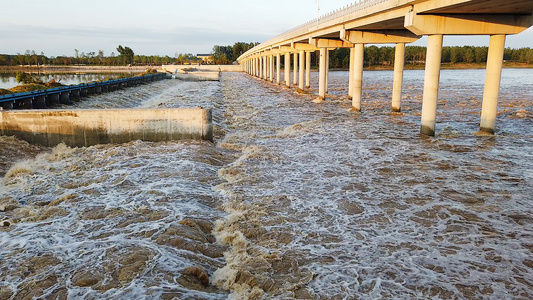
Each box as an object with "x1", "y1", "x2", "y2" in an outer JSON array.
[
  {"x1": 0, "y1": 73, "x2": 214, "y2": 147},
  {"x1": 0, "y1": 108, "x2": 213, "y2": 147}
]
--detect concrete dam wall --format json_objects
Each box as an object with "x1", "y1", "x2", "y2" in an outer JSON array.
[{"x1": 0, "y1": 108, "x2": 213, "y2": 147}]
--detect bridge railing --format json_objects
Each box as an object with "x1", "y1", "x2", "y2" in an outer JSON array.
[{"x1": 238, "y1": 0, "x2": 392, "y2": 61}]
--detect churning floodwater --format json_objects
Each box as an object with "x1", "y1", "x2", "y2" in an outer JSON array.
[{"x1": 0, "y1": 69, "x2": 532, "y2": 299}]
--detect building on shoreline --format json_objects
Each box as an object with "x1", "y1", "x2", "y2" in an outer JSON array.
[{"x1": 197, "y1": 54, "x2": 214, "y2": 64}]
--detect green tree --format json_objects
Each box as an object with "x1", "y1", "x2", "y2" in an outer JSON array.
[
  {"x1": 474, "y1": 47, "x2": 488, "y2": 63},
  {"x1": 441, "y1": 47, "x2": 451, "y2": 63},
  {"x1": 0, "y1": 55, "x2": 8, "y2": 65},
  {"x1": 380, "y1": 47, "x2": 394, "y2": 65},
  {"x1": 116, "y1": 45, "x2": 134, "y2": 65},
  {"x1": 212, "y1": 45, "x2": 233, "y2": 64},
  {"x1": 450, "y1": 47, "x2": 462, "y2": 63},
  {"x1": 365, "y1": 46, "x2": 379, "y2": 66},
  {"x1": 463, "y1": 46, "x2": 475, "y2": 63},
  {"x1": 329, "y1": 49, "x2": 340, "y2": 68},
  {"x1": 518, "y1": 48, "x2": 533, "y2": 63},
  {"x1": 405, "y1": 46, "x2": 425, "y2": 64}
]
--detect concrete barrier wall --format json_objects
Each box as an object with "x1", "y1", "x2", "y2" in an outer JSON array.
[
  {"x1": 0, "y1": 108, "x2": 213, "y2": 147},
  {"x1": 174, "y1": 72, "x2": 220, "y2": 81},
  {"x1": 162, "y1": 65, "x2": 242, "y2": 72}
]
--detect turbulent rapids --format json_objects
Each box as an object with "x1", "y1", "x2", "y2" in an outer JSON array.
[{"x1": 1, "y1": 69, "x2": 532, "y2": 299}]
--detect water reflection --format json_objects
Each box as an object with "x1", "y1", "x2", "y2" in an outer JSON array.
[{"x1": 0, "y1": 72, "x2": 138, "y2": 89}]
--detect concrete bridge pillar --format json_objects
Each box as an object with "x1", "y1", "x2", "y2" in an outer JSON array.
[
  {"x1": 293, "y1": 52, "x2": 298, "y2": 86},
  {"x1": 421, "y1": 34, "x2": 443, "y2": 136},
  {"x1": 352, "y1": 44, "x2": 365, "y2": 111},
  {"x1": 305, "y1": 51, "x2": 311, "y2": 89},
  {"x1": 480, "y1": 34, "x2": 506, "y2": 134},
  {"x1": 266, "y1": 56, "x2": 270, "y2": 80},
  {"x1": 265, "y1": 56, "x2": 268, "y2": 80},
  {"x1": 270, "y1": 55, "x2": 274, "y2": 82},
  {"x1": 285, "y1": 53, "x2": 291, "y2": 87},
  {"x1": 392, "y1": 42, "x2": 406, "y2": 112},
  {"x1": 260, "y1": 57, "x2": 263, "y2": 78},
  {"x1": 253, "y1": 58, "x2": 256, "y2": 77},
  {"x1": 256, "y1": 58, "x2": 259, "y2": 77},
  {"x1": 325, "y1": 50, "x2": 329, "y2": 93},
  {"x1": 260, "y1": 56, "x2": 263, "y2": 79},
  {"x1": 319, "y1": 48, "x2": 327, "y2": 100},
  {"x1": 348, "y1": 47, "x2": 355, "y2": 99},
  {"x1": 277, "y1": 54, "x2": 281, "y2": 85},
  {"x1": 264, "y1": 56, "x2": 268, "y2": 79},
  {"x1": 299, "y1": 50, "x2": 305, "y2": 90},
  {"x1": 261, "y1": 56, "x2": 265, "y2": 79},
  {"x1": 265, "y1": 56, "x2": 268, "y2": 79}
]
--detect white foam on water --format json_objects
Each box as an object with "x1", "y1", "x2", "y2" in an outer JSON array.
[
  {"x1": 211, "y1": 71, "x2": 533, "y2": 299},
  {"x1": 1, "y1": 70, "x2": 532, "y2": 299},
  {"x1": 0, "y1": 140, "x2": 232, "y2": 298}
]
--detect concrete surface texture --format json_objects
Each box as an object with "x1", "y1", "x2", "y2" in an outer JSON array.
[
  {"x1": 162, "y1": 65, "x2": 242, "y2": 73},
  {"x1": 0, "y1": 108, "x2": 213, "y2": 147}
]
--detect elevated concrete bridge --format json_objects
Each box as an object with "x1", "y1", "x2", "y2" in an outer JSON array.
[{"x1": 237, "y1": 0, "x2": 533, "y2": 135}]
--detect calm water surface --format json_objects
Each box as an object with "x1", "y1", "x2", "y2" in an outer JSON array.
[{"x1": 0, "y1": 69, "x2": 532, "y2": 299}]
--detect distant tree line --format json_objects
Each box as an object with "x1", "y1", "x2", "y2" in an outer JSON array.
[
  {"x1": 0, "y1": 45, "x2": 199, "y2": 66},
  {"x1": 211, "y1": 44, "x2": 533, "y2": 67},
  {"x1": 211, "y1": 42, "x2": 260, "y2": 65},
  {"x1": 326, "y1": 46, "x2": 533, "y2": 68},
  {"x1": 2, "y1": 44, "x2": 532, "y2": 67}
]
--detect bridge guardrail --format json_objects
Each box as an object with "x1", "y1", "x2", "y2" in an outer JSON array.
[{"x1": 238, "y1": 0, "x2": 391, "y2": 61}]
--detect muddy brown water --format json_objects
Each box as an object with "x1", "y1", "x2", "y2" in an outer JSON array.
[{"x1": 1, "y1": 70, "x2": 532, "y2": 299}]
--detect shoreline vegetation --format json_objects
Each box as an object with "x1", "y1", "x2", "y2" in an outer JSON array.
[
  {"x1": 2, "y1": 44, "x2": 532, "y2": 69},
  {"x1": 1, "y1": 60, "x2": 532, "y2": 74}
]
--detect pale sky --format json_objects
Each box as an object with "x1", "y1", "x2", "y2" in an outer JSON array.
[{"x1": 0, "y1": 0, "x2": 531, "y2": 57}]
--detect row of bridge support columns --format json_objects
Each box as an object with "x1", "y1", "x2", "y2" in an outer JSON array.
[
  {"x1": 419, "y1": 34, "x2": 507, "y2": 135},
  {"x1": 241, "y1": 33, "x2": 510, "y2": 136},
  {"x1": 242, "y1": 41, "x2": 406, "y2": 112},
  {"x1": 240, "y1": 10, "x2": 532, "y2": 136}
]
